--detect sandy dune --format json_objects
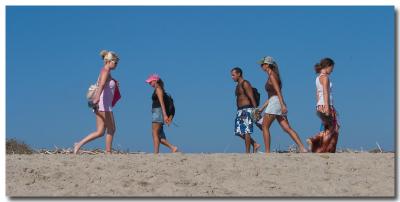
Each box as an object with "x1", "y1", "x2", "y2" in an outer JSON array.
[{"x1": 6, "y1": 153, "x2": 395, "y2": 197}]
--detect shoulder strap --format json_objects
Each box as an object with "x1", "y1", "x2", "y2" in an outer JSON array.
[
  {"x1": 240, "y1": 80, "x2": 253, "y2": 104},
  {"x1": 95, "y1": 75, "x2": 100, "y2": 86},
  {"x1": 240, "y1": 80, "x2": 245, "y2": 89},
  {"x1": 96, "y1": 69, "x2": 105, "y2": 86},
  {"x1": 318, "y1": 73, "x2": 329, "y2": 84},
  {"x1": 154, "y1": 87, "x2": 167, "y2": 100},
  {"x1": 97, "y1": 68, "x2": 112, "y2": 86},
  {"x1": 319, "y1": 73, "x2": 328, "y2": 78},
  {"x1": 241, "y1": 80, "x2": 250, "y2": 94}
]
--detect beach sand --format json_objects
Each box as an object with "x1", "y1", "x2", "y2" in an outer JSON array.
[{"x1": 6, "y1": 153, "x2": 395, "y2": 197}]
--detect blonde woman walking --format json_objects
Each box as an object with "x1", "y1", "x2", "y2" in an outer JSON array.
[{"x1": 74, "y1": 50, "x2": 121, "y2": 154}]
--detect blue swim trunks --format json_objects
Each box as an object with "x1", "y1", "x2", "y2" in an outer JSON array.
[{"x1": 234, "y1": 108, "x2": 254, "y2": 136}]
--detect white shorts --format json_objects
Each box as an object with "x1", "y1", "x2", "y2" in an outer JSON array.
[{"x1": 264, "y1": 96, "x2": 283, "y2": 115}]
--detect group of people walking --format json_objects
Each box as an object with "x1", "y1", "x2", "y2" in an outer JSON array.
[
  {"x1": 73, "y1": 50, "x2": 340, "y2": 154},
  {"x1": 232, "y1": 56, "x2": 339, "y2": 154}
]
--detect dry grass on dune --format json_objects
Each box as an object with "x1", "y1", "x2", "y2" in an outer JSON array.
[{"x1": 6, "y1": 138, "x2": 34, "y2": 154}]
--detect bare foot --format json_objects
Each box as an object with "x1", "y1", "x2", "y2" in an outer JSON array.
[
  {"x1": 306, "y1": 138, "x2": 313, "y2": 151},
  {"x1": 253, "y1": 143, "x2": 261, "y2": 153},
  {"x1": 73, "y1": 143, "x2": 80, "y2": 154},
  {"x1": 299, "y1": 147, "x2": 309, "y2": 153},
  {"x1": 171, "y1": 146, "x2": 178, "y2": 153}
]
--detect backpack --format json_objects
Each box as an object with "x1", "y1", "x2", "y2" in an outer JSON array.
[
  {"x1": 252, "y1": 88, "x2": 261, "y2": 107},
  {"x1": 163, "y1": 93, "x2": 175, "y2": 118},
  {"x1": 241, "y1": 80, "x2": 261, "y2": 107}
]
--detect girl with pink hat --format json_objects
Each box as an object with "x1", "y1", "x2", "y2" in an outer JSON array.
[{"x1": 146, "y1": 74, "x2": 178, "y2": 153}]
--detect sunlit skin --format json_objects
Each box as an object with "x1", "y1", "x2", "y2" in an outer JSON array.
[
  {"x1": 231, "y1": 70, "x2": 261, "y2": 153},
  {"x1": 74, "y1": 59, "x2": 118, "y2": 154},
  {"x1": 319, "y1": 65, "x2": 334, "y2": 115},
  {"x1": 259, "y1": 63, "x2": 308, "y2": 153},
  {"x1": 307, "y1": 64, "x2": 338, "y2": 153},
  {"x1": 149, "y1": 80, "x2": 178, "y2": 154}
]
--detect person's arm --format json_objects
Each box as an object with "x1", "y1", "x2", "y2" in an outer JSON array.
[
  {"x1": 167, "y1": 115, "x2": 174, "y2": 124},
  {"x1": 156, "y1": 87, "x2": 170, "y2": 125},
  {"x1": 270, "y1": 73, "x2": 287, "y2": 114},
  {"x1": 242, "y1": 81, "x2": 257, "y2": 108},
  {"x1": 320, "y1": 74, "x2": 331, "y2": 115},
  {"x1": 259, "y1": 99, "x2": 269, "y2": 111},
  {"x1": 92, "y1": 68, "x2": 110, "y2": 104},
  {"x1": 316, "y1": 88, "x2": 322, "y2": 112}
]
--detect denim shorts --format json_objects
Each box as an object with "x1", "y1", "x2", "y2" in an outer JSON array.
[
  {"x1": 152, "y1": 108, "x2": 164, "y2": 124},
  {"x1": 152, "y1": 108, "x2": 166, "y2": 139}
]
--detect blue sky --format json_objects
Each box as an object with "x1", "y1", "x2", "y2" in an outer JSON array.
[{"x1": 6, "y1": 6, "x2": 394, "y2": 153}]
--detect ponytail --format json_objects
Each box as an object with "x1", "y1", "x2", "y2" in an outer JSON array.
[
  {"x1": 315, "y1": 58, "x2": 335, "y2": 73},
  {"x1": 314, "y1": 63, "x2": 323, "y2": 73},
  {"x1": 100, "y1": 50, "x2": 119, "y2": 62}
]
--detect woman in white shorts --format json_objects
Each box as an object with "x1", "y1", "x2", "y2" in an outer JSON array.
[{"x1": 258, "y1": 56, "x2": 308, "y2": 153}]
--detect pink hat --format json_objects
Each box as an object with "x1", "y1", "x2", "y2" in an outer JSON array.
[{"x1": 145, "y1": 74, "x2": 160, "y2": 83}]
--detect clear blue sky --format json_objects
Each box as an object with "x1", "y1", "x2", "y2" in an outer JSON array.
[{"x1": 6, "y1": 6, "x2": 394, "y2": 153}]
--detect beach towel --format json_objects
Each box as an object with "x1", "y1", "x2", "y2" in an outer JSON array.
[{"x1": 112, "y1": 79, "x2": 121, "y2": 107}]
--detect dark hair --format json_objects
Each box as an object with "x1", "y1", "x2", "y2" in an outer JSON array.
[
  {"x1": 315, "y1": 58, "x2": 335, "y2": 73},
  {"x1": 156, "y1": 79, "x2": 165, "y2": 90},
  {"x1": 267, "y1": 63, "x2": 282, "y2": 89},
  {"x1": 231, "y1": 67, "x2": 243, "y2": 77}
]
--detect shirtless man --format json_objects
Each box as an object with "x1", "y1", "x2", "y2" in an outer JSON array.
[{"x1": 231, "y1": 67, "x2": 261, "y2": 153}]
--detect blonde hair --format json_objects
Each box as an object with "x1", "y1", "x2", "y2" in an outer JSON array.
[{"x1": 100, "y1": 50, "x2": 119, "y2": 62}]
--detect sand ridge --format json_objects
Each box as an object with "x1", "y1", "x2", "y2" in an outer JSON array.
[{"x1": 6, "y1": 153, "x2": 395, "y2": 197}]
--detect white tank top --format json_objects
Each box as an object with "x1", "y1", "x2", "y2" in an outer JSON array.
[{"x1": 316, "y1": 74, "x2": 333, "y2": 106}]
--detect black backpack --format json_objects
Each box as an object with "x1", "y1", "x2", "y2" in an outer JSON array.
[
  {"x1": 241, "y1": 80, "x2": 261, "y2": 107},
  {"x1": 252, "y1": 88, "x2": 261, "y2": 107},
  {"x1": 163, "y1": 93, "x2": 175, "y2": 117}
]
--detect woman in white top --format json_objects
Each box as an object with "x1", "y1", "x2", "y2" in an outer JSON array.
[{"x1": 307, "y1": 58, "x2": 340, "y2": 153}]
